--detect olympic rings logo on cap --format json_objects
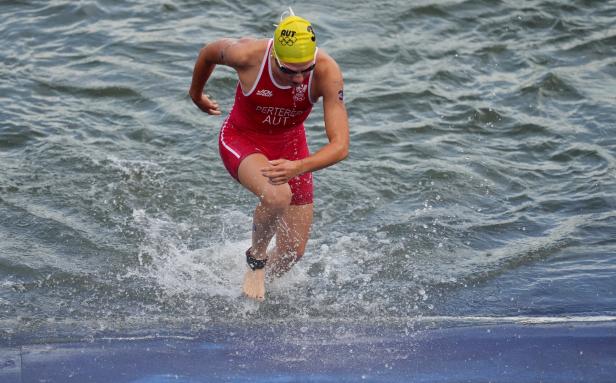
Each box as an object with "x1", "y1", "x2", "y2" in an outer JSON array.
[{"x1": 278, "y1": 36, "x2": 297, "y2": 46}]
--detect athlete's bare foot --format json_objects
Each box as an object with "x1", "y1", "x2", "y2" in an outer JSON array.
[{"x1": 243, "y1": 268, "x2": 266, "y2": 301}]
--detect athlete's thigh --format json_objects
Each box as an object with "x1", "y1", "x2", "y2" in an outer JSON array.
[
  {"x1": 276, "y1": 203, "x2": 313, "y2": 256},
  {"x1": 238, "y1": 153, "x2": 291, "y2": 200}
]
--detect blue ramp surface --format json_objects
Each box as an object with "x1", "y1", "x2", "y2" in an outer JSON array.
[{"x1": 3, "y1": 323, "x2": 616, "y2": 383}]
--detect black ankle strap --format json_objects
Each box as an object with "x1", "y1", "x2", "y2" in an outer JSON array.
[{"x1": 246, "y1": 248, "x2": 266, "y2": 271}]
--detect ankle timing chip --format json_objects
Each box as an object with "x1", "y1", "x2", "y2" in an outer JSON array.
[{"x1": 246, "y1": 249, "x2": 267, "y2": 270}]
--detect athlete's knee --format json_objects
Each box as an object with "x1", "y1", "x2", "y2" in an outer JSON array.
[
  {"x1": 292, "y1": 248, "x2": 305, "y2": 262},
  {"x1": 279, "y1": 240, "x2": 307, "y2": 261},
  {"x1": 259, "y1": 186, "x2": 292, "y2": 212},
  {"x1": 294, "y1": 242, "x2": 307, "y2": 260}
]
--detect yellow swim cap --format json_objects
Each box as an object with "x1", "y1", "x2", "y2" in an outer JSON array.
[{"x1": 273, "y1": 15, "x2": 316, "y2": 64}]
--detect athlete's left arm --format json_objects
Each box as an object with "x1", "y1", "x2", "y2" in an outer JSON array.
[
  {"x1": 304, "y1": 57, "x2": 350, "y2": 172},
  {"x1": 261, "y1": 56, "x2": 349, "y2": 185}
]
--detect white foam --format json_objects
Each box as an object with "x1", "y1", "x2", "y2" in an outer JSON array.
[
  {"x1": 127, "y1": 208, "x2": 253, "y2": 303},
  {"x1": 106, "y1": 156, "x2": 163, "y2": 178},
  {"x1": 99, "y1": 334, "x2": 197, "y2": 342}
]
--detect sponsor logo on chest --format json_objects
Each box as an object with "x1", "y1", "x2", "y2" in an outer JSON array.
[{"x1": 256, "y1": 89, "x2": 273, "y2": 97}]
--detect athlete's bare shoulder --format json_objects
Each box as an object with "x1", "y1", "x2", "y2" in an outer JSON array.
[
  {"x1": 312, "y1": 48, "x2": 343, "y2": 100},
  {"x1": 221, "y1": 38, "x2": 269, "y2": 69},
  {"x1": 314, "y1": 49, "x2": 341, "y2": 76}
]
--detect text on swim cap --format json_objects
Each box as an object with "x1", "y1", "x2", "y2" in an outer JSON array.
[
  {"x1": 307, "y1": 26, "x2": 316, "y2": 42},
  {"x1": 280, "y1": 30, "x2": 296, "y2": 37},
  {"x1": 278, "y1": 30, "x2": 298, "y2": 46}
]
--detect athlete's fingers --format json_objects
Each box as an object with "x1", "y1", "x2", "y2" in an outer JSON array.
[
  {"x1": 263, "y1": 172, "x2": 287, "y2": 183},
  {"x1": 202, "y1": 106, "x2": 220, "y2": 115},
  {"x1": 206, "y1": 101, "x2": 219, "y2": 109},
  {"x1": 262, "y1": 166, "x2": 285, "y2": 173},
  {"x1": 268, "y1": 159, "x2": 286, "y2": 166},
  {"x1": 261, "y1": 164, "x2": 281, "y2": 174},
  {"x1": 196, "y1": 99, "x2": 221, "y2": 115},
  {"x1": 268, "y1": 178, "x2": 288, "y2": 185},
  {"x1": 202, "y1": 105, "x2": 220, "y2": 115},
  {"x1": 263, "y1": 174, "x2": 282, "y2": 182},
  {"x1": 264, "y1": 172, "x2": 288, "y2": 182},
  {"x1": 207, "y1": 105, "x2": 221, "y2": 115},
  {"x1": 262, "y1": 159, "x2": 292, "y2": 173},
  {"x1": 201, "y1": 94, "x2": 222, "y2": 115},
  {"x1": 261, "y1": 168, "x2": 281, "y2": 176}
]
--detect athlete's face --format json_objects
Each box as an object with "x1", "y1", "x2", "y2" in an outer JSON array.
[{"x1": 274, "y1": 54, "x2": 315, "y2": 85}]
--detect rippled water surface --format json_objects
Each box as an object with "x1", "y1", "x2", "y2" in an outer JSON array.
[{"x1": 1, "y1": 0, "x2": 616, "y2": 341}]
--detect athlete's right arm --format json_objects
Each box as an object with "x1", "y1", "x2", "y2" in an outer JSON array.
[{"x1": 188, "y1": 38, "x2": 249, "y2": 115}]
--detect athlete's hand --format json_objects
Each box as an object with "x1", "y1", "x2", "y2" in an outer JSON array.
[
  {"x1": 191, "y1": 93, "x2": 221, "y2": 115},
  {"x1": 261, "y1": 159, "x2": 303, "y2": 185}
]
